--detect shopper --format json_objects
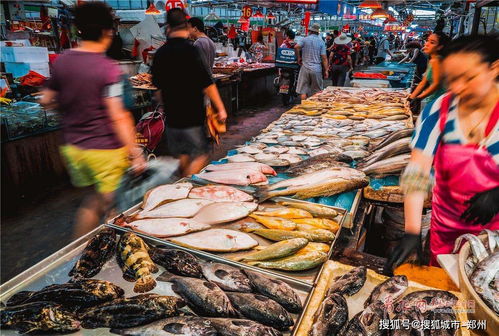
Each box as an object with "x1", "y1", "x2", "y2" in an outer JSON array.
[
  {"x1": 188, "y1": 17, "x2": 216, "y2": 75},
  {"x1": 40, "y1": 2, "x2": 145, "y2": 238},
  {"x1": 329, "y1": 33, "x2": 353, "y2": 87},
  {"x1": 385, "y1": 35, "x2": 499, "y2": 273},
  {"x1": 249, "y1": 34, "x2": 268, "y2": 63},
  {"x1": 374, "y1": 34, "x2": 394, "y2": 64},
  {"x1": 280, "y1": 29, "x2": 296, "y2": 48},
  {"x1": 399, "y1": 41, "x2": 427, "y2": 83},
  {"x1": 152, "y1": 8, "x2": 227, "y2": 177},
  {"x1": 295, "y1": 23, "x2": 328, "y2": 99},
  {"x1": 368, "y1": 36, "x2": 377, "y2": 64},
  {"x1": 325, "y1": 33, "x2": 334, "y2": 58},
  {"x1": 408, "y1": 32, "x2": 450, "y2": 115}
]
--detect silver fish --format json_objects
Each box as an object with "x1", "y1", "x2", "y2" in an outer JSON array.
[
  {"x1": 111, "y1": 316, "x2": 218, "y2": 336},
  {"x1": 327, "y1": 266, "x2": 367, "y2": 297},
  {"x1": 452, "y1": 233, "x2": 489, "y2": 275},
  {"x1": 342, "y1": 301, "x2": 387, "y2": 336},
  {"x1": 364, "y1": 129, "x2": 389, "y2": 139},
  {"x1": 373, "y1": 129, "x2": 414, "y2": 150},
  {"x1": 364, "y1": 275, "x2": 408, "y2": 308},
  {"x1": 360, "y1": 154, "x2": 410, "y2": 176},
  {"x1": 480, "y1": 229, "x2": 499, "y2": 254},
  {"x1": 309, "y1": 293, "x2": 348, "y2": 336},
  {"x1": 362, "y1": 137, "x2": 411, "y2": 166},
  {"x1": 209, "y1": 318, "x2": 282, "y2": 336},
  {"x1": 200, "y1": 262, "x2": 252, "y2": 292},
  {"x1": 470, "y1": 252, "x2": 499, "y2": 314}
]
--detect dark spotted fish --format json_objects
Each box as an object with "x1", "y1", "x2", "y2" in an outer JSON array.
[
  {"x1": 111, "y1": 316, "x2": 218, "y2": 336},
  {"x1": 150, "y1": 247, "x2": 203, "y2": 278},
  {"x1": 81, "y1": 294, "x2": 184, "y2": 329},
  {"x1": 390, "y1": 307, "x2": 424, "y2": 336},
  {"x1": 341, "y1": 301, "x2": 388, "y2": 336},
  {"x1": 364, "y1": 275, "x2": 408, "y2": 308},
  {"x1": 200, "y1": 262, "x2": 252, "y2": 292},
  {"x1": 0, "y1": 301, "x2": 80, "y2": 334},
  {"x1": 423, "y1": 310, "x2": 458, "y2": 336},
  {"x1": 285, "y1": 153, "x2": 352, "y2": 177},
  {"x1": 309, "y1": 292, "x2": 348, "y2": 336},
  {"x1": 395, "y1": 290, "x2": 458, "y2": 314},
  {"x1": 209, "y1": 318, "x2": 283, "y2": 336},
  {"x1": 327, "y1": 266, "x2": 367, "y2": 297},
  {"x1": 69, "y1": 227, "x2": 117, "y2": 281},
  {"x1": 117, "y1": 232, "x2": 159, "y2": 293}
]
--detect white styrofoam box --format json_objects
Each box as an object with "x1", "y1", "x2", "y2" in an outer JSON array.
[
  {"x1": 1, "y1": 46, "x2": 49, "y2": 63},
  {"x1": 4, "y1": 62, "x2": 50, "y2": 78},
  {"x1": 0, "y1": 40, "x2": 32, "y2": 47}
]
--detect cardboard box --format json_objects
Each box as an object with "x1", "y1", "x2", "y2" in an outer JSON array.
[
  {"x1": 5, "y1": 62, "x2": 50, "y2": 78},
  {"x1": 1, "y1": 46, "x2": 49, "y2": 63}
]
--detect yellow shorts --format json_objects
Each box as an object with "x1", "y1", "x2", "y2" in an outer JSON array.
[{"x1": 60, "y1": 145, "x2": 129, "y2": 194}]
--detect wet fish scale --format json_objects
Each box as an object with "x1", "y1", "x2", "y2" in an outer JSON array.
[
  {"x1": 110, "y1": 316, "x2": 218, "y2": 336},
  {"x1": 200, "y1": 262, "x2": 252, "y2": 292},
  {"x1": 309, "y1": 292, "x2": 348, "y2": 336},
  {"x1": 149, "y1": 248, "x2": 203, "y2": 278}
]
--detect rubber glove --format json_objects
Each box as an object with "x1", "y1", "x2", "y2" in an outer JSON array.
[
  {"x1": 383, "y1": 233, "x2": 422, "y2": 275},
  {"x1": 461, "y1": 186, "x2": 499, "y2": 226}
]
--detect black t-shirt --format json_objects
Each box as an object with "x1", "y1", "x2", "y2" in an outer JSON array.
[{"x1": 152, "y1": 37, "x2": 213, "y2": 128}]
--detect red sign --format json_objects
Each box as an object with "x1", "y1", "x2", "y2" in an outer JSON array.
[
  {"x1": 165, "y1": 0, "x2": 185, "y2": 11},
  {"x1": 276, "y1": 0, "x2": 318, "y2": 3},
  {"x1": 301, "y1": 11, "x2": 311, "y2": 35},
  {"x1": 242, "y1": 5, "x2": 252, "y2": 19}
]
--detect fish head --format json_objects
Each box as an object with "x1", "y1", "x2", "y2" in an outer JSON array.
[{"x1": 43, "y1": 306, "x2": 80, "y2": 332}]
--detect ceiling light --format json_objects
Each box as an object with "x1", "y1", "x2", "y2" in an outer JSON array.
[
  {"x1": 358, "y1": 1, "x2": 382, "y2": 9},
  {"x1": 252, "y1": 10, "x2": 264, "y2": 19},
  {"x1": 371, "y1": 8, "x2": 389, "y2": 19},
  {"x1": 266, "y1": 12, "x2": 276, "y2": 20},
  {"x1": 145, "y1": 3, "x2": 161, "y2": 15}
]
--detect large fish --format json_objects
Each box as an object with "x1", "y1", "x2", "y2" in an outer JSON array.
[
  {"x1": 0, "y1": 301, "x2": 80, "y2": 334},
  {"x1": 200, "y1": 261, "x2": 252, "y2": 292},
  {"x1": 209, "y1": 318, "x2": 282, "y2": 336},
  {"x1": 372, "y1": 128, "x2": 414, "y2": 151},
  {"x1": 285, "y1": 153, "x2": 352, "y2": 177},
  {"x1": 227, "y1": 154, "x2": 256, "y2": 163},
  {"x1": 205, "y1": 163, "x2": 276, "y2": 176},
  {"x1": 327, "y1": 266, "x2": 367, "y2": 297},
  {"x1": 81, "y1": 294, "x2": 184, "y2": 329},
  {"x1": 125, "y1": 218, "x2": 210, "y2": 238},
  {"x1": 247, "y1": 250, "x2": 328, "y2": 271},
  {"x1": 142, "y1": 183, "x2": 193, "y2": 212},
  {"x1": 390, "y1": 307, "x2": 425, "y2": 336},
  {"x1": 189, "y1": 185, "x2": 254, "y2": 202},
  {"x1": 5, "y1": 279, "x2": 124, "y2": 311},
  {"x1": 69, "y1": 227, "x2": 117, "y2": 281},
  {"x1": 248, "y1": 228, "x2": 335, "y2": 243},
  {"x1": 194, "y1": 202, "x2": 258, "y2": 225},
  {"x1": 258, "y1": 168, "x2": 369, "y2": 201},
  {"x1": 136, "y1": 199, "x2": 213, "y2": 219},
  {"x1": 342, "y1": 301, "x2": 388, "y2": 336},
  {"x1": 362, "y1": 137, "x2": 411, "y2": 167},
  {"x1": 252, "y1": 208, "x2": 313, "y2": 219},
  {"x1": 195, "y1": 170, "x2": 268, "y2": 186},
  {"x1": 169, "y1": 229, "x2": 259, "y2": 252},
  {"x1": 278, "y1": 201, "x2": 338, "y2": 218},
  {"x1": 243, "y1": 269, "x2": 302, "y2": 313},
  {"x1": 158, "y1": 272, "x2": 237, "y2": 317},
  {"x1": 394, "y1": 290, "x2": 458, "y2": 313},
  {"x1": 291, "y1": 218, "x2": 339, "y2": 232},
  {"x1": 422, "y1": 310, "x2": 458, "y2": 336},
  {"x1": 111, "y1": 316, "x2": 218, "y2": 336},
  {"x1": 470, "y1": 252, "x2": 499, "y2": 313},
  {"x1": 117, "y1": 232, "x2": 158, "y2": 293},
  {"x1": 149, "y1": 248, "x2": 203, "y2": 278},
  {"x1": 238, "y1": 238, "x2": 309, "y2": 262},
  {"x1": 360, "y1": 154, "x2": 410, "y2": 176},
  {"x1": 226, "y1": 292, "x2": 294, "y2": 330},
  {"x1": 249, "y1": 214, "x2": 297, "y2": 230},
  {"x1": 309, "y1": 293, "x2": 348, "y2": 336},
  {"x1": 364, "y1": 275, "x2": 408, "y2": 308}
]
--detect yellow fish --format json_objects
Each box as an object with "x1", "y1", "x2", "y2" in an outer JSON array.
[
  {"x1": 291, "y1": 218, "x2": 339, "y2": 232},
  {"x1": 252, "y1": 208, "x2": 313, "y2": 219},
  {"x1": 249, "y1": 214, "x2": 297, "y2": 231},
  {"x1": 296, "y1": 242, "x2": 330, "y2": 255}
]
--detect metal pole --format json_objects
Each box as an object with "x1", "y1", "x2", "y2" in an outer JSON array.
[{"x1": 471, "y1": 5, "x2": 481, "y2": 34}]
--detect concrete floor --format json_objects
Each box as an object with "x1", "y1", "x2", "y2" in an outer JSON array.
[{"x1": 1, "y1": 98, "x2": 287, "y2": 283}]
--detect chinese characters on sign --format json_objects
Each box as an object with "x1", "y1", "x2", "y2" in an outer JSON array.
[{"x1": 379, "y1": 319, "x2": 486, "y2": 331}]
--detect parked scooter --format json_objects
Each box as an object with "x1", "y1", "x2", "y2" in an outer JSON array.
[{"x1": 275, "y1": 47, "x2": 300, "y2": 106}]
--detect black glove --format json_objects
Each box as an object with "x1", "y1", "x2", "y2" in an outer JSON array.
[
  {"x1": 384, "y1": 233, "x2": 422, "y2": 275},
  {"x1": 461, "y1": 186, "x2": 499, "y2": 226}
]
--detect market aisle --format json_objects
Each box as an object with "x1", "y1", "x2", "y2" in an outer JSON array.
[{"x1": 0, "y1": 97, "x2": 288, "y2": 283}]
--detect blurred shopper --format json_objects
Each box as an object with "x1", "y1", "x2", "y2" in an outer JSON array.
[
  {"x1": 152, "y1": 9, "x2": 226, "y2": 177},
  {"x1": 188, "y1": 17, "x2": 216, "y2": 75},
  {"x1": 368, "y1": 36, "x2": 377, "y2": 64},
  {"x1": 408, "y1": 32, "x2": 450, "y2": 118},
  {"x1": 374, "y1": 34, "x2": 394, "y2": 64},
  {"x1": 280, "y1": 29, "x2": 296, "y2": 48},
  {"x1": 40, "y1": 2, "x2": 145, "y2": 238},
  {"x1": 385, "y1": 35, "x2": 499, "y2": 273},
  {"x1": 329, "y1": 33, "x2": 353, "y2": 87},
  {"x1": 399, "y1": 41, "x2": 427, "y2": 83},
  {"x1": 351, "y1": 37, "x2": 361, "y2": 68},
  {"x1": 295, "y1": 23, "x2": 328, "y2": 99},
  {"x1": 249, "y1": 34, "x2": 268, "y2": 63}
]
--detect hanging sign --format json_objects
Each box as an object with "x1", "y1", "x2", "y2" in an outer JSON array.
[
  {"x1": 276, "y1": 0, "x2": 318, "y2": 3},
  {"x1": 165, "y1": 0, "x2": 185, "y2": 11},
  {"x1": 242, "y1": 5, "x2": 252, "y2": 19},
  {"x1": 301, "y1": 11, "x2": 311, "y2": 35}
]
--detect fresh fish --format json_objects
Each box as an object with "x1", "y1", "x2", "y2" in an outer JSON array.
[
  {"x1": 279, "y1": 154, "x2": 303, "y2": 164},
  {"x1": 308, "y1": 148, "x2": 330, "y2": 157},
  {"x1": 243, "y1": 269, "x2": 302, "y2": 313},
  {"x1": 364, "y1": 130, "x2": 390, "y2": 140},
  {"x1": 382, "y1": 114, "x2": 408, "y2": 121},
  {"x1": 0, "y1": 301, "x2": 80, "y2": 334},
  {"x1": 254, "y1": 153, "x2": 278, "y2": 161},
  {"x1": 481, "y1": 229, "x2": 499, "y2": 253},
  {"x1": 258, "y1": 168, "x2": 369, "y2": 201},
  {"x1": 125, "y1": 218, "x2": 210, "y2": 238},
  {"x1": 195, "y1": 170, "x2": 267, "y2": 186},
  {"x1": 291, "y1": 218, "x2": 339, "y2": 232},
  {"x1": 253, "y1": 208, "x2": 313, "y2": 219},
  {"x1": 422, "y1": 310, "x2": 458, "y2": 336},
  {"x1": 249, "y1": 214, "x2": 297, "y2": 230},
  {"x1": 142, "y1": 183, "x2": 193, "y2": 212},
  {"x1": 194, "y1": 202, "x2": 258, "y2": 224},
  {"x1": 297, "y1": 242, "x2": 330, "y2": 254},
  {"x1": 292, "y1": 135, "x2": 307, "y2": 142},
  {"x1": 364, "y1": 275, "x2": 408, "y2": 308},
  {"x1": 327, "y1": 266, "x2": 367, "y2": 297},
  {"x1": 227, "y1": 154, "x2": 256, "y2": 163},
  {"x1": 287, "y1": 147, "x2": 308, "y2": 155},
  {"x1": 81, "y1": 294, "x2": 184, "y2": 329},
  {"x1": 342, "y1": 150, "x2": 370, "y2": 160},
  {"x1": 362, "y1": 137, "x2": 411, "y2": 166},
  {"x1": 285, "y1": 153, "x2": 352, "y2": 176},
  {"x1": 361, "y1": 154, "x2": 411, "y2": 176},
  {"x1": 170, "y1": 229, "x2": 258, "y2": 252},
  {"x1": 470, "y1": 252, "x2": 499, "y2": 313},
  {"x1": 390, "y1": 307, "x2": 425, "y2": 336},
  {"x1": 260, "y1": 138, "x2": 280, "y2": 144},
  {"x1": 69, "y1": 227, "x2": 117, "y2": 281},
  {"x1": 260, "y1": 159, "x2": 291, "y2": 167},
  {"x1": 264, "y1": 146, "x2": 289, "y2": 154},
  {"x1": 395, "y1": 290, "x2": 458, "y2": 313},
  {"x1": 5, "y1": 279, "x2": 124, "y2": 310},
  {"x1": 189, "y1": 185, "x2": 254, "y2": 202},
  {"x1": 247, "y1": 228, "x2": 334, "y2": 243},
  {"x1": 157, "y1": 272, "x2": 237, "y2": 317},
  {"x1": 204, "y1": 162, "x2": 276, "y2": 176},
  {"x1": 239, "y1": 238, "x2": 309, "y2": 261},
  {"x1": 452, "y1": 233, "x2": 489, "y2": 263},
  {"x1": 111, "y1": 316, "x2": 217, "y2": 336},
  {"x1": 238, "y1": 145, "x2": 264, "y2": 155},
  {"x1": 343, "y1": 145, "x2": 367, "y2": 152},
  {"x1": 226, "y1": 292, "x2": 294, "y2": 330},
  {"x1": 247, "y1": 250, "x2": 328, "y2": 271},
  {"x1": 309, "y1": 293, "x2": 348, "y2": 336},
  {"x1": 342, "y1": 301, "x2": 388, "y2": 336},
  {"x1": 136, "y1": 199, "x2": 214, "y2": 219},
  {"x1": 209, "y1": 318, "x2": 283, "y2": 336},
  {"x1": 278, "y1": 201, "x2": 338, "y2": 218},
  {"x1": 200, "y1": 262, "x2": 252, "y2": 292},
  {"x1": 117, "y1": 232, "x2": 158, "y2": 293},
  {"x1": 373, "y1": 129, "x2": 414, "y2": 150},
  {"x1": 149, "y1": 248, "x2": 202, "y2": 278}
]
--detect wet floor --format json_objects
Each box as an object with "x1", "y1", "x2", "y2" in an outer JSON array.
[{"x1": 1, "y1": 97, "x2": 288, "y2": 283}]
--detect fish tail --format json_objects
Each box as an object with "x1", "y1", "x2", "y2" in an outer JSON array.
[
  {"x1": 134, "y1": 275, "x2": 156, "y2": 293},
  {"x1": 254, "y1": 186, "x2": 274, "y2": 202}
]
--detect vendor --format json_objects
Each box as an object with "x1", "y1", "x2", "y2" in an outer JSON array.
[
  {"x1": 385, "y1": 35, "x2": 499, "y2": 273},
  {"x1": 399, "y1": 41, "x2": 427, "y2": 83}
]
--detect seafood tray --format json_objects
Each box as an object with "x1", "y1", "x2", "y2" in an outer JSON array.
[
  {"x1": 0, "y1": 225, "x2": 312, "y2": 336},
  {"x1": 294, "y1": 260, "x2": 471, "y2": 336},
  {"x1": 109, "y1": 196, "x2": 348, "y2": 286}
]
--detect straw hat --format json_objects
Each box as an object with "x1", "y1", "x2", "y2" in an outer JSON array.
[
  {"x1": 308, "y1": 23, "x2": 321, "y2": 33},
  {"x1": 334, "y1": 33, "x2": 352, "y2": 45}
]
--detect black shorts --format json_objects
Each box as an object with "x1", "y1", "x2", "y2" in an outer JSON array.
[{"x1": 166, "y1": 125, "x2": 209, "y2": 158}]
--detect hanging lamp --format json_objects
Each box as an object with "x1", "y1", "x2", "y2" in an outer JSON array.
[
  {"x1": 252, "y1": 10, "x2": 264, "y2": 19},
  {"x1": 266, "y1": 12, "x2": 276, "y2": 20},
  {"x1": 145, "y1": 3, "x2": 161, "y2": 15},
  {"x1": 358, "y1": 1, "x2": 382, "y2": 9},
  {"x1": 371, "y1": 8, "x2": 389, "y2": 19}
]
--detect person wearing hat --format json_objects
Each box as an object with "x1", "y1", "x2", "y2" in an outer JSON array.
[
  {"x1": 329, "y1": 33, "x2": 353, "y2": 87},
  {"x1": 294, "y1": 23, "x2": 329, "y2": 99},
  {"x1": 375, "y1": 34, "x2": 395, "y2": 64}
]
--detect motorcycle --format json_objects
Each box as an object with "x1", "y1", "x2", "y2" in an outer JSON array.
[{"x1": 275, "y1": 47, "x2": 300, "y2": 106}]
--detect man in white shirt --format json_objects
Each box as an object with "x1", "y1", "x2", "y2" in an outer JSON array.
[{"x1": 375, "y1": 34, "x2": 395, "y2": 64}]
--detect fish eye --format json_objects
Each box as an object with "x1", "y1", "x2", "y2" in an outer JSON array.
[
  {"x1": 279, "y1": 314, "x2": 286, "y2": 321},
  {"x1": 216, "y1": 307, "x2": 223, "y2": 313}
]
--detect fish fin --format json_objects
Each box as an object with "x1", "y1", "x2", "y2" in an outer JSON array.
[
  {"x1": 232, "y1": 255, "x2": 245, "y2": 262},
  {"x1": 134, "y1": 275, "x2": 156, "y2": 293},
  {"x1": 240, "y1": 227, "x2": 256, "y2": 233}
]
